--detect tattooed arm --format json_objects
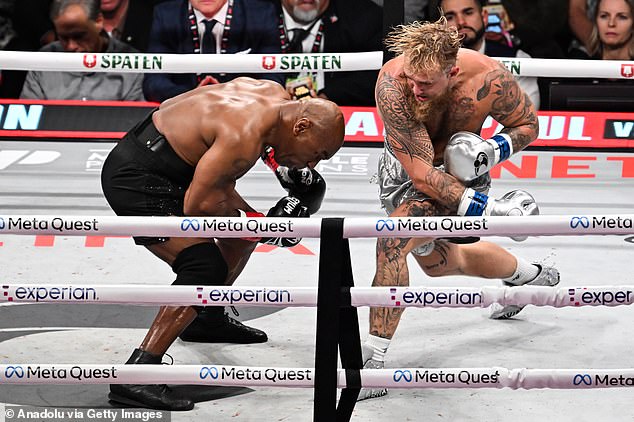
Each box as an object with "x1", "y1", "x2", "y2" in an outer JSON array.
[
  {"x1": 376, "y1": 71, "x2": 465, "y2": 210},
  {"x1": 476, "y1": 63, "x2": 539, "y2": 152}
]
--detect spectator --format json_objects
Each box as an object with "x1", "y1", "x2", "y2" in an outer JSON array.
[
  {"x1": 277, "y1": 0, "x2": 382, "y2": 106},
  {"x1": 101, "y1": 0, "x2": 160, "y2": 52},
  {"x1": 20, "y1": 0, "x2": 144, "y2": 101},
  {"x1": 570, "y1": 0, "x2": 633, "y2": 60},
  {"x1": 142, "y1": 0, "x2": 283, "y2": 103},
  {"x1": 428, "y1": 0, "x2": 571, "y2": 59},
  {"x1": 569, "y1": 0, "x2": 599, "y2": 53},
  {"x1": 439, "y1": 0, "x2": 540, "y2": 108}
]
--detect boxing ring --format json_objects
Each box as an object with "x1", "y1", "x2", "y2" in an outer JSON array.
[{"x1": 0, "y1": 52, "x2": 634, "y2": 421}]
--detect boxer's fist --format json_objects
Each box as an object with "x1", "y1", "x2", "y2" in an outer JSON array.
[
  {"x1": 261, "y1": 196, "x2": 309, "y2": 248},
  {"x1": 279, "y1": 167, "x2": 326, "y2": 214},
  {"x1": 261, "y1": 146, "x2": 326, "y2": 214},
  {"x1": 457, "y1": 188, "x2": 538, "y2": 241},
  {"x1": 487, "y1": 190, "x2": 539, "y2": 218},
  {"x1": 444, "y1": 131, "x2": 513, "y2": 183}
]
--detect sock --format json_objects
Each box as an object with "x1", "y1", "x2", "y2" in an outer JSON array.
[
  {"x1": 363, "y1": 334, "x2": 391, "y2": 362},
  {"x1": 503, "y1": 258, "x2": 540, "y2": 285}
]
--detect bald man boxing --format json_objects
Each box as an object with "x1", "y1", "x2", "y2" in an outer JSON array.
[{"x1": 101, "y1": 77, "x2": 345, "y2": 410}]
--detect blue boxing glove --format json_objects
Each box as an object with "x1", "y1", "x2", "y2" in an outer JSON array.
[
  {"x1": 444, "y1": 131, "x2": 513, "y2": 183},
  {"x1": 260, "y1": 196, "x2": 309, "y2": 248},
  {"x1": 261, "y1": 146, "x2": 326, "y2": 214},
  {"x1": 457, "y1": 188, "x2": 538, "y2": 241}
]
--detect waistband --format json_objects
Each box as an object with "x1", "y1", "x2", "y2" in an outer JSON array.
[{"x1": 130, "y1": 111, "x2": 195, "y2": 180}]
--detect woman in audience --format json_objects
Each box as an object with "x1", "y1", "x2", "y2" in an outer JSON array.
[{"x1": 570, "y1": 0, "x2": 633, "y2": 59}]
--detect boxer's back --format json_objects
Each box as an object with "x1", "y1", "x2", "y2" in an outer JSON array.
[{"x1": 154, "y1": 78, "x2": 289, "y2": 166}]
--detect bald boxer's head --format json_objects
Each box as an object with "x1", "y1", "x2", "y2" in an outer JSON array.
[{"x1": 277, "y1": 97, "x2": 344, "y2": 169}]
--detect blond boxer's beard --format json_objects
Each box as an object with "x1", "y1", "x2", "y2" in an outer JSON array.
[{"x1": 405, "y1": 86, "x2": 451, "y2": 123}]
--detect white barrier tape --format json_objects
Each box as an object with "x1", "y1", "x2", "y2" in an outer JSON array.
[
  {"x1": 0, "y1": 364, "x2": 632, "y2": 389},
  {"x1": 1, "y1": 215, "x2": 633, "y2": 238},
  {"x1": 0, "y1": 284, "x2": 317, "y2": 307},
  {"x1": 363, "y1": 368, "x2": 634, "y2": 389},
  {"x1": 494, "y1": 57, "x2": 634, "y2": 79},
  {"x1": 0, "y1": 364, "x2": 314, "y2": 387},
  {"x1": 0, "y1": 50, "x2": 632, "y2": 79},
  {"x1": 0, "y1": 215, "x2": 321, "y2": 238},
  {"x1": 0, "y1": 51, "x2": 382, "y2": 74},
  {"x1": 343, "y1": 214, "x2": 634, "y2": 238},
  {"x1": 2, "y1": 284, "x2": 634, "y2": 309}
]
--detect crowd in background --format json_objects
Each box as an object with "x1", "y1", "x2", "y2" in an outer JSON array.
[{"x1": 0, "y1": 0, "x2": 632, "y2": 109}]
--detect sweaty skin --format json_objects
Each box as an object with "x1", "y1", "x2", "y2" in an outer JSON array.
[
  {"x1": 139, "y1": 77, "x2": 344, "y2": 354},
  {"x1": 370, "y1": 48, "x2": 539, "y2": 339},
  {"x1": 377, "y1": 48, "x2": 538, "y2": 211}
]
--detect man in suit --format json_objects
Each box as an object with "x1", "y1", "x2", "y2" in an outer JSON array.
[
  {"x1": 20, "y1": 0, "x2": 144, "y2": 101},
  {"x1": 438, "y1": 0, "x2": 541, "y2": 108},
  {"x1": 278, "y1": 0, "x2": 383, "y2": 106},
  {"x1": 143, "y1": 0, "x2": 284, "y2": 102},
  {"x1": 101, "y1": 0, "x2": 163, "y2": 52}
]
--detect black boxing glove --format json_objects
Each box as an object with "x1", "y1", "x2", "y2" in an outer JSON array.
[
  {"x1": 260, "y1": 196, "x2": 309, "y2": 248},
  {"x1": 261, "y1": 146, "x2": 326, "y2": 214}
]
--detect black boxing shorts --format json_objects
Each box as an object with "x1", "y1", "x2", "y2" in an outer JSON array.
[{"x1": 101, "y1": 109, "x2": 195, "y2": 245}]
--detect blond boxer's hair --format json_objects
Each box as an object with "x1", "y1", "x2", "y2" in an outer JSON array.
[{"x1": 384, "y1": 17, "x2": 461, "y2": 73}]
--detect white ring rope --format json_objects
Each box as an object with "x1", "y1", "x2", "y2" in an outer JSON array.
[
  {"x1": 0, "y1": 364, "x2": 631, "y2": 389},
  {"x1": 1, "y1": 285, "x2": 632, "y2": 309},
  {"x1": 0, "y1": 50, "x2": 632, "y2": 79},
  {"x1": 0, "y1": 215, "x2": 632, "y2": 238}
]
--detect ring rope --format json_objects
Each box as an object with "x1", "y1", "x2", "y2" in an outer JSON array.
[
  {"x1": 0, "y1": 50, "x2": 631, "y2": 78},
  {"x1": 0, "y1": 364, "x2": 631, "y2": 389},
  {"x1": 0, "y1": 215, "x2": 632, "y2": 238},
  {"x1": 1, "y1": 285, "x2": 632, "y2": 308}
]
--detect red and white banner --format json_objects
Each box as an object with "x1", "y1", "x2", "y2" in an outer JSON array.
[
  {"x1": 343, "y1": 107, "x2": 634, "y2": 149},
  {"x1": 0, "y1": 100, "x2": 632, "y2": 149}
]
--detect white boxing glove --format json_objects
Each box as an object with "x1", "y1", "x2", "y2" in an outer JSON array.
[
  {"x1": 444, "y1": 131, "x2": 513, "y2": 183},
  {"x1": 457, "y1": 188, "x2": 539, "y2": 241}
]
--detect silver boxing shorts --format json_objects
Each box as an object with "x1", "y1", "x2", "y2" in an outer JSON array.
[{"x1": 377, "y1": 143, "x2": 491, "y2": 256}]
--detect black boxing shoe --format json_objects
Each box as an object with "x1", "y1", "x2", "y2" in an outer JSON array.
[
  {"x1": 109, "y1": 348, "x2": 194, "y2": 411},
  {"x1": 178, "y1": 307, "x2": 268, "y2": 344}
]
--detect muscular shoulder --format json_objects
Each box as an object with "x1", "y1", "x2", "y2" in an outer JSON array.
[
  {"x1": 457, "y1": 48, "x2": 504, "y2": 79},
  {"x1": 230, "y1": 77, "x2": 287, "y2": 94}
]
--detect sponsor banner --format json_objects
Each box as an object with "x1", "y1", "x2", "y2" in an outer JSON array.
[
  {"x1": 0, "y1": 100, "x2": 633, "y2": 149},
  {"x1": 5, "y1": 284, "x2": 634, "y2": 309},
  {"x1": 343, "y1": 215, "x2": 634, "y2": 238},
  {"x1": 0, "y1": 364, "x2": 315, "y2": 387},
  {"x1": 567, "y1": 287, "x2": 634, "y2": 307},
  {"x1": 199, "y1": 286, "x2": 316, "y2": 306},
  {"x1": 197, "y1": 366, "x2": 314, "y2": 387},
  {"x1": 0, "y1": 215, "x2": 322, "y2": 238},
  {"x1": 363, "y1": 368, "x2": 634, "y2": 389},
  {"x1": 351, "y1": 287, "x2": 482, "y2": 308},
  {"x1": 3, "y1": 215, "x2": 630, "y2": 239},
  {"x1": 364, "y1": 368, "x2": 503, "y2": 389},
  {"x1": 3, "y1": 364, "x2": 634, "y2": 389},
  {"x1": 0, "y1": 284, "x2": 317, "y2": 307}
]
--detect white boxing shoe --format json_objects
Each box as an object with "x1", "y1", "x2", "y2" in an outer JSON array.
[
  {"x1": 357, "y1": 344, "x2": 388, "y2": 401},
  {"x1": 490, "y1": 264, "x2": 560, "y2": 320},
  {"x1": 357, "y1": 357, "x2": 388, "y2": 401}
]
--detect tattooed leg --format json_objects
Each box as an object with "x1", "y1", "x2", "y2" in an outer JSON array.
[
  {"x1": 369, "y1": 200, "x2": 437, "y2": 339},
  {"x1": 414, "y1": 240, "x2": 517, "y2": 278}
]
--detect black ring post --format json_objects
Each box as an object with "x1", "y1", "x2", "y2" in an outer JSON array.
[
  {"x1": 313, "y1": 218, "x2": 363, "y2": 422},
  {"x1": 314, "y1": 218, "x2": 345, "y2": 421}
]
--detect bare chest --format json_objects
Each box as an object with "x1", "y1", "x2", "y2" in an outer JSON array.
[{"x1": 425, "y1": 92, "x2": 491, "y2": 161}]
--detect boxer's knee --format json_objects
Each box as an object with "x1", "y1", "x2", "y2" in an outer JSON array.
[
  {"x1": 415, "y1": 241, "x2": 461, "y2": 277},
  {"x1": 171, "y1": 242, "x2": 228, "y2": 286}
]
